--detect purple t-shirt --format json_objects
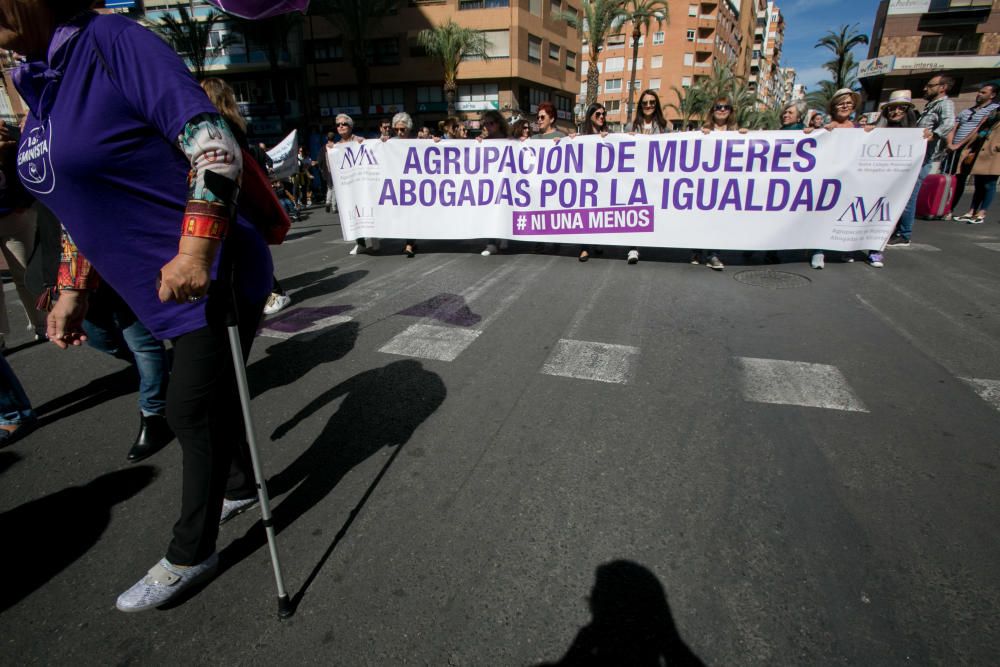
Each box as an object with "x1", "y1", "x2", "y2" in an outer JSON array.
[{"x1": 16, "y1": 14, "x2": 272, "y2": 339}]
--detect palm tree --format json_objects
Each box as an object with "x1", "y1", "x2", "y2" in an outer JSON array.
[
  {"x1": 805, "y1": 79, "x2": 839, "y2": 113},
  {"x1": 619, "y1": 0, "x2": 668, "y2": 124},
  {"x1": 418, "y1": 21, "x2": 491, "y2": 117},
  {"x1": 154, "y1": 5, "x2": 230, "y2": 80},
  {"x1": 665, "y1": 84, "x2": 707, "y2": 130},
  {"x1": 311, "y1": 0, "x2": 399, "y2": 125},
  {"x1": 229, "y1": 13, "x2": 302, "y2": 126},
  {"x1": 815, "y1": 24, "x2": 869, "y2": 90},
  {"x1": 558, "y1": 0, "x2": 627, "y2": 107}
]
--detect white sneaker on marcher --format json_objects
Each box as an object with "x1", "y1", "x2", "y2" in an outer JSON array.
[
  {"x1": 349, "y1": 244, "x2": 360, "y2": 255},
  {"x1": 116, "y1": 554, "x2": 219, "y2": 612},
  {"x1": 263, "y1": 293, "x2": 291, "y2": 316},
  {"x1": 627, "y1": 249, "x2": 639, "y2": 264},
  {"x1": 811, "y1": 252, "x2": 825, "y2": 269},
  {"x1": 481, "y1": 243, "x2": 498, "y2": 256}
]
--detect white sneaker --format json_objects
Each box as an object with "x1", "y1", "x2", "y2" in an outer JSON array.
[
  {"x1": 349, "y1": 244, "x2": 360, "y2": 255},
  {"x1": 263, "y1": 293, "x2": 291, "y2": 316},
  {"x1": 706, "y1": 255, "x2": 724, "y2": 270},
  {"x1": 627, "y1": 249, "x2": 639, "y2": 264},
  {"x1": 811, "y1": 252, "x2": 825, "y2": 269},
  {"x1": 116, "y1": 553, "x2": 219, "y2": 612},
  {"x1": 481, "y1": 243, "x2": 498, "y2": 256}
]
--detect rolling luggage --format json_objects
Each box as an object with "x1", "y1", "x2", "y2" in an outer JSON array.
[{"x1": 916, "y1": 173, "x2": 957, "y2": 219}]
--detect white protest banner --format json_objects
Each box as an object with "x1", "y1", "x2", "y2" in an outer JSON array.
[
  {"x1": 330, "y1": 130, "x2": 924, "y2": 251},
  {"x1": 267, "y1": 130, "x2": 298, "y2": 180}
]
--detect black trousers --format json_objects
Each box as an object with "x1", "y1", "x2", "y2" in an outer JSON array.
[{"x1": 165, "y1": 290, "x2": 263, "y2": 566}]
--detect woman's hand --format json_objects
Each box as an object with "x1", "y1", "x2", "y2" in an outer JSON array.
[
  {"x1": 864, "y1": 125, "x2": 876, "y2": 132},
  {"x1": 803, "y1": 127, "x2": 814, "y2": 134},
  {"x1": 158, "y1": 252, "x2": 212, "y2": 304},
  {"x1": 738, "y1": 128, "x2": 749, "y2": 134},
  {"x1": 923, "y1": 128, "x2": 933, "y2": 141},
  {"x1": 599, "y1": 130, "x2": 609, "y2": 138},
  {"x1": 701, "y1": 128, "x2": 711, "y2": 135},
  {"x1": 47, "y1": 290, "x2": 90, "y2": 349}
]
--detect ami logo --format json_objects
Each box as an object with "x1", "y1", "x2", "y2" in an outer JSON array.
[
  {"x1": 339, "y1": 144, "x2": 378, "y2": 169},
  {"x1": 837, "y1": 196, "x2": 891, "y2": 223}
]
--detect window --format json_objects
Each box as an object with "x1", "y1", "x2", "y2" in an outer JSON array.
[
  {"x1": 686, "y1": 29, "x2": 695, "y2": 41},
  {"x1": 566, "y1": 50, "x2": 577, "y2": 71},
  {"x1": 416, "y1": 86, "x2": 444, "y2": 103},
  {"x1": 581, "y1": 60, "x2": 589, "y2": 75},
  {"x1": 649, "y1": 78, "x2": 660, "y2": 90},
  {"x1": 366, "y1": 38, "x2": 399, "y2": 66},
  {"x1": 688, "y1": 4, "x2": 697, "y2": 16},
  {"x1": 681, "y1": 76, "x2": 692, "y2": 88},
  {"x1": 550, "y1": 0, "x2": 561, "y2": 14},
  {"x1": 529, "y1": 87, "x2": 548, "y2": 110},
  {"x1": 607, "y1": 34, "x2": 626, "y2": 49},
  {"x1": 530, "y1": 0, "x2": 541, "y2": 16},
  {"x1": 604, "y1": 56, "x2": 624, "y2": 72},
  {"x1": 371, "y1": 87, "x2": 404, "y2": 106},
  {"x1": 651, "y1": 55, "x2": 663, "y2": 68},
  {"x1": 580, "y1": 80, "x2": 587, "y2": 94},
  {"x1": 528, "y1": 34, "x2": 542, "y2": 63},
  {"x1": 683, "y1": 52, "x2": 694, "y2": 66},
  {"x1": 458, "y1": 0, "x2": 509, "y2": 8},
  {"x1": 653, "y1": 31, "x2": 664, "y2": 45},
  {"x1": 605, "y1": 78, "x2": 622, "y2": 93},
  {"x1": 483, "y1": 29, "x2": 510, "y2": 58},
  {"x1": 549, "y1": 43, "x2": 560, "y2": 61},
  {"x1": 317, "y1": 89, "x2": 359, "y2": 109},
  {"x1": 627, "y1": 79, "x2": 641, "y2": 92},
  {"x1": 626, "y1": 58, "x2": 643, "y2": 71},
  {"x1": 606, "y1": 100, "x2": 621, "y2": 114},
  {"x1": 308, "y1": 38, "x2": 343, "y2": 62},
  {"x1": 458, "y1": 83, "x2": 499, "y2": 102},
  {"x1": 918, "y1": 32, "x2": 982, "y2": 56}
]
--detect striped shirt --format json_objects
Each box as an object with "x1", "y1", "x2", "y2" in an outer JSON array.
[{"x1": 954, "y1": 102, "x2": 1000, "y2": 144}]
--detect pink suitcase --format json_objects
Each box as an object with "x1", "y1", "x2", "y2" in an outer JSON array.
[{"x1": 916, "y1": 174, "x2": 957, "y2": 218}]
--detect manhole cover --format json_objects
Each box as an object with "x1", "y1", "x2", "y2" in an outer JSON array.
[{"x1": 733, "y1": 270, "x2": 811, "y2": 289}]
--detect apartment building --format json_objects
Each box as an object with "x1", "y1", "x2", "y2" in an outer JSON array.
[
  {"x1": 748, "y1": 1, "x2": 784, "y2": 108},
  {"x1": 579, "y1": 0, "x2": 744, "y2": 130},
  {"x1": 859, "y1": 0, "x2": 999, "y2": 112}
]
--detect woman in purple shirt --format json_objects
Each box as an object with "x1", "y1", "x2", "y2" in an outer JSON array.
[{"x1": 2, "y1": 2, "x2": 272, "y2": 611}]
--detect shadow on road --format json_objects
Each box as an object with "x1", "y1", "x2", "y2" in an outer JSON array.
[
  {"x1": 32, "y1": 366, "x2": 138, "y2": 428},
  {"x1": 289, "y1": 269, "x2": 368, "y2": 304},
  {"x1": 539, "y1": 560, "x2": 704, "y2": 667},
  {"x1": 282, "y1": 229, "x2": 322, "y2": 243},
  {"x1": 0, "y1": 451, "x2": 21, "y2": 475},
  {"x1": 247, "y1": 321, "x2": 359, "y2": 398},
  {"x1": 0, "y1": 466, "x2": 156, "y2": 612},
  {"x1": 219, "y1": 360, "x2": 446, "y2": 611}
]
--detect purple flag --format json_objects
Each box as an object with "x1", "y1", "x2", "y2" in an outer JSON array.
[{"x1": 205, "y1": 0, "x2": 310, "y2": 19}]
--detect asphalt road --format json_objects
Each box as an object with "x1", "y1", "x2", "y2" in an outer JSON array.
[{"x1": 1, "y1": 198, "x2": 998, "y2": 665}]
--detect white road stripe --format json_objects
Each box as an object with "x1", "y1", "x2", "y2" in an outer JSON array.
[
  {"x1": 960, "y1": 378, "x2": 1000, "y2": 413},
  {"x1": 975, "y1": 243, "x2": 1000, "y2": 252},
  {"x1": 379, "y1": 323, "x2": 481, "y2": 361},
  {"x1": 541, "y1": 339, "x2": 640, "y2": 385},
  {"x1": 735, "y1": 357, "x2": 868, "y2": 413},
  {"x1": 887, "y1": 243, "x2": 940, "y2": 251},
  {"x1": 259, "y1": 315, "x2": 354, "y2": 340}
]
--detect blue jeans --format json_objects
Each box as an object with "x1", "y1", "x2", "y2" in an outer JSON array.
[
  {"x1": 897, "y1": 162, "x2": 935, "y2": 240},
  {"x1": 0, "y1": 354, "x2": 34, "y2": 426},
  {"x1": 971, "y1": 175, "x2": 998, "y2": 212},
  {"x1": 82, "y1": 287, "x2": 168, "y2": 417}
]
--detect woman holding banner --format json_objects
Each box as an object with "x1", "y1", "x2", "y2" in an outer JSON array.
[
  {"x1": 696, "y1": 97, "x2": 745, "y2": 270},
  {"x1": 479, "y1": 110, "x2": 511, "y2": 257},
  {"x1": 576, "y1": 103, "x2": 609, "y2": 262},
  {"x1": 623, "y1": 90, "x2": 670, "y2": 265}
]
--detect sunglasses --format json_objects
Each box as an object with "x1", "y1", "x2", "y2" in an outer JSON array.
[
  {"x1": 887, "y1": 106, "x2": 906, "y2": 113},
  {"x1": 393, "y1": 127, "x2": 408, "y2": 133},
  {"x1": 641, "y1": 100, "x2": 657, "y2": 107},
  {"x1": 714, "y1": 104, "x2": 732, "y2": 111},
  {"x1": 336, "y1": 122, "x2": 350, "y2": 127}
]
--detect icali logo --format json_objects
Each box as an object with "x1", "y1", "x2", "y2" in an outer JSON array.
[
  {"x1": 340, "y1": 144, "x2": 378, "y2": 169},
  {"x1": 351, "y1": 205, "x2": 375, "y2": 221},
  {"x1": 837, "y1": 196, "x2": 891, "y2": 223},
  {"x1": 861, "y1": 140, "x2": 914, "y2": 159}
]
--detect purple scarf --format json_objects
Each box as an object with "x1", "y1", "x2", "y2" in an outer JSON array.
[{"x1": 11, "y1": 12, "x2": 95, "y2": 119}]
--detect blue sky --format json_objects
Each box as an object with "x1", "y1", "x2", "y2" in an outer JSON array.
[{"x1": 779, "y1": 0, "x2": 884, "y2": 92}]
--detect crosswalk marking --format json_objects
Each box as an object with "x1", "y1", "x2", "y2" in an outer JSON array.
[
  {"x1": 960, "y1": 378, "x2": 1000, "y2": 413},
  {"x1": 378, "y1": 323, "x2": 481, "y2": 361},
  {"x1": 541, "y1": 339, "x2": 640, "y2": 385},
  {"x1": 975, "y1": 243, "x2": 1000, "y2": 252},
  {"x1": 887, "y1": 243, "x2": 940, "y2": 251},
  {"x1": 735, "y1": 357, "x2": 868, "y2": 412}
]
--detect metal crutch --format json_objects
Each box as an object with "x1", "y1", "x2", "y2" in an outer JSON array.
[{"x1": 225, "y1": 304, "x2": 293, "y2": 619}]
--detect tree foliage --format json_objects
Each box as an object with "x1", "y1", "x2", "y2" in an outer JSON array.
[
  {"x1": 154, "y1": 5, "x2": 230, "y2": 80},
  {"x1": 618, "y1": 0, "x2": 668, "y2": 124},
  {"x1": 558, "y1": 0, "x2": 627, "y2": 107},
  {"x1": 418, "y1": 20, "x2": 491, "y2": 116}
]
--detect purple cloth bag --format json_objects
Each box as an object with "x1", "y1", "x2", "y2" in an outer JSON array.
[{"x1": 205, "y1": 0, "x2": 309, "y2": 19}]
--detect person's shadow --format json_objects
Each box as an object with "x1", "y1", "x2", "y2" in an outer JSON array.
[
  {"x1": 220, "y1": 360, "x2": 446, "y2": 608},
  {"x1": 540, "y1": 560, "x2": 704, "y2": 666},
  {"x1": 0, "y1": 467, "x2": 156, "y2": 612},
  {"x1": 247, "y1": 320, "x2": 359, "y2": 397}
]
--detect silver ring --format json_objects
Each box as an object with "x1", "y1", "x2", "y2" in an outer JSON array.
[{"x1": 186, "y1": 295, "x2": 204, "y2": 303}]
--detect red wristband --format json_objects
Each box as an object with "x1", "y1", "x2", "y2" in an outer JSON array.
[{"x1": 182, "y1": 200, "x2": 230, "y2": 240}]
